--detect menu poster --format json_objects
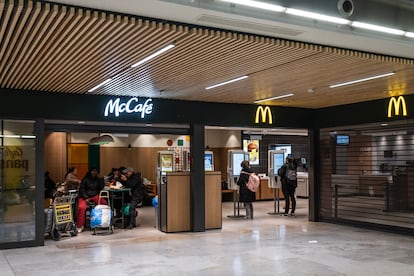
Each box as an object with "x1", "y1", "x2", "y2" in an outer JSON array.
[
  {"x1": 243, "y1": 139, "x2": 260, "y2": 165},
  {"x1": 161, "y1": 154, "x2": 173, "y2": 172}
]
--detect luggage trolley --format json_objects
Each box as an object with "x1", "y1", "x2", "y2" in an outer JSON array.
[
  {"x1": 45, "y1": 191, "x2": 78, "y2": 241},
  {"x1": 90, "y1": 190, "x2": 114, "y2": 235}
]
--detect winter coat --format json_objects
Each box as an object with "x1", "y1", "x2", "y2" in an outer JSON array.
[
  {"x1": 121, "y1": 172, "x2": 147, "y2": 202},
  {"x1": 237, "y1": 167, "x2": 256, "y2": 202},
  {"x1": 79, "y1": 175, "x2": 104, "y2": 199}
]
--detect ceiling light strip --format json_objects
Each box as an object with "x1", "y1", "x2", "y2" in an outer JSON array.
[
  {"x1": 88, "y1": 78, "x2": 112, "y2": 92},
  {"x1": 206, "y1": 75, "x2": 248, "y2": 90},
  {"x1": 254, "y1": 93, "x2": 294, "y2": 103},
  {"x1": 220, "y1": 0, "x2": 413, "y2": 37},
  {"x1": 285, "y1": 8, "x2": 349, "y2": 25},
  {"x1": 131, "y1": 43, "x2": 175, "y2": 68},
  {"x1": 329, "y1": 72, "x2": 395, "y2": 88},
  {"x1": 351, "y1": 21, "x2": 405, "y2": 35},
  {"x1": 405, "y1": 32, "x2": 414, "y2": 38},
  {"x1": 220, "y1": 0, "x2": 285, "y2": 12}
]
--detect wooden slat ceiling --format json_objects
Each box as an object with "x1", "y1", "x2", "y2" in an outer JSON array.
[{"x1": 1, "y1": 0, "x2": 414, "y2": 109}]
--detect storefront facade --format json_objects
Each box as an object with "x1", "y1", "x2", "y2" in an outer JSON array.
[
  {"x1": 315, "y1": 94, "x2": 414, "y2": 233},
  {"x1": 0, "y1": 89, "x2": 313, "y2": 249}
]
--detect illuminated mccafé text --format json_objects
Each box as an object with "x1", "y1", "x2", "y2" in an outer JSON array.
[{"x1": 104, "y1": 97, "x2": 153, "y2": 118}]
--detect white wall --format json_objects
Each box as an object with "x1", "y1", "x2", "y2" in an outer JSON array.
[
  {"x1": 69, "y1": 129, "x2": 241, "y2": 148},
  {"x1": 68, "y1": 133, "x2": 191, "y2": 148},
  {"x1": 205, "y1": 129, "x2": 241, "y2": 148}
]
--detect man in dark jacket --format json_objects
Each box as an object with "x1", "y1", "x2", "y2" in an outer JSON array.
[
  {"x1": 237, "y1": 160, "x2": 255, "y2": 219},
  {"x1": 76, "y1": 168, "x2": 106, "y2": 232},
  {"x1": 120, "y1": 167, "x2": 147, "y2": 229},
  {"x1": 278, "y1": 157, "x2": 298, "y2": 216}
]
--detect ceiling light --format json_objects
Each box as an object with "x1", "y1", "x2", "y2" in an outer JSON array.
[
  {"x1": 21, "y1": 135, "x2": 36, "y2": 139},
  {"x1": 89, "y1": 134, "x2": 115, "y2": 145},
  {"x1": 88, "y1": 78, "x2": 112, "y2": 92},
  {"x1": 220, "y1": 0, "x2": 286, "y2": 12},
  {"x1": 285, "y1": 8, "x2": 350, "y2": 24},
  {"x1": 405, "y1": 32, "x2": 414, "y2": 38},
  {"x1": 254, "y1": 93, "x2": 294, "y2": 103},
  {"x1": 131, "y1": 43, "x2": 175, "y2": 68},
  {"x1": 205, "y1": 75, "x2": 248, "y2": 90},
  {"x1": 0, "y1": 134, "x2": 20, "y2": 138},
  {"x1": 351, "y1": 21, "x2": 405, "y2": 35},
  {"x1": 329, "y1": 72, "x2": 395, "y2": 88}
]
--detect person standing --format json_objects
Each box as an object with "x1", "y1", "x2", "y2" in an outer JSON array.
[
  {"x1": 76, "y1": 168, "x2": 106, "y2": 232},
  {"x1": 237, "y1": 160, "x2": 255, "y2": 220},
  {"x1": 278, "y1": 156, "x2": 298, "y2": 216},
  {"x1": 119, "y1": 167, "x2": 147, "y2": 229}
]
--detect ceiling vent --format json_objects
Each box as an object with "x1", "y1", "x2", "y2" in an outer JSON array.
[{"x1": 196, "y1": 14, "x2": 303, "y2": 37}]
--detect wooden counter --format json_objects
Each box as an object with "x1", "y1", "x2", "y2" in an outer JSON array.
[
  {"x1": 159, "y1": 171, "x2": 222, "y2": 232},
  {"x1": 257, "y1": 178, "x2": 283, "y2": 200},
  {"x1": 160, "y1": 172, "x2": 191, "y2": 233},
  {"x1": 205, "y1": 171, "x2": 222, "y2": 229}
]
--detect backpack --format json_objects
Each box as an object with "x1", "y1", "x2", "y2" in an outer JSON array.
[
  {"x1": 286, "y1": 164, "x2": 297, "y2": 182},
  {"x1": 241, "y1": 171, "x2": 260, "y2": 192}
]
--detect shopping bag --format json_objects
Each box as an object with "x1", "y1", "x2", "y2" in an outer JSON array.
[{"x1": 90, "y1": 205, "x2": 112, "y2": 228}]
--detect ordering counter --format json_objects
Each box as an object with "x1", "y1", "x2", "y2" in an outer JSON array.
[
  {"x1": 255, "y1": 177, "x2": 284, "y2": 201},
  {"x1": 158, "y1": 171, "x2": 222, "y2": 233}
]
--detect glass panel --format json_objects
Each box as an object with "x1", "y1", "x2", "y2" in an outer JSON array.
[{"x1": 0, "y1": 120, "x2": 36, "y2": 243}]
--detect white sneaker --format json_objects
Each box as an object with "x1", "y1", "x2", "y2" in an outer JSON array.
[{"x1": 77, "y1": 226, "x2": 84, "y2": 233}]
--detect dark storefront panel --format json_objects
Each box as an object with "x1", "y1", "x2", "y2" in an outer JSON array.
[
  {"x1": 0, "y1": 120, "x2": 39, "y2": 246},
  {"x1": 319, "y1": 120, "x2": 414, "y2": 234}
]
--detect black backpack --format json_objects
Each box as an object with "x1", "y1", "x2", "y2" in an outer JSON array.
[{"x1": 285, "y1": 164, "x2": 297, "y2": 182}]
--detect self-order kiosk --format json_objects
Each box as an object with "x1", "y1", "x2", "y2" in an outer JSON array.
[
  {"x1": 268, "y1": 150, "x2": 285, "y2": 215},
  {"x1": 227, "y1": 150, "x2": 249, "y2": 190}
]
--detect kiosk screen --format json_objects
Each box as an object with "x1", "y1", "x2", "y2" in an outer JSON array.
[
  {"x1": 274, "y1": 153, "x2": 285, "y2": 174},
  {"x1": 232, "y1": 153, "x2": 245, "y2": 176},
  {"x1": 204, "y1": 152, "x2": 214, "y2": 171}
]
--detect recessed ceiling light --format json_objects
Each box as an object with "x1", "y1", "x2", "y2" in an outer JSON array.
[
  {"x1": 88, "y1": 78, "x2": 112, "y2": 92},
  {"x1": 329, "y1": 72, "x2": 395, "y2": 88},
  {"x1": 131, "y1": 43, "x2": 175, "y2": 68},
  {"x1": 351, "y1": 21, "x2": 405, "y2": 35},
  {"x1": 254, "y1": 93, "x2": 294, "y2": 103},
  {"x1": 220, "y1": 0, "x2": 286, "y2": 12},
  {"x1": 286, "y1": 8, "x2": 350, "y2": 24},
  {"x1": 205, "y1": 76, "x2": 248, "y2": 90}
]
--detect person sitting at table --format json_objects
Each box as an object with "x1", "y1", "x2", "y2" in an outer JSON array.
[
  {"x1": 64, "y1": 167, "x2": 81, "y2": 193},
  {"x1": 107, "y1": 167, "x2": 121, "y2": 183},
  {"x1": 119, "y1": 167, "x2": 147, "y2": 229},
  {"x1": 76, "y1": 167, "x2": 106, "y2": 233}
]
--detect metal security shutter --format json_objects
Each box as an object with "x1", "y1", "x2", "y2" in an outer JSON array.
[{"x1": 319, "y1": 120, "x2": 414, "y2": 233}]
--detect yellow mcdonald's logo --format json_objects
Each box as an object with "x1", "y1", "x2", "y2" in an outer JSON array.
[
  {"x1": 388, "y1": 96, "x2": 407, "y2": 118},
  {"x1": 255, "y1": 106, "x2": 273, "y2": 124}
]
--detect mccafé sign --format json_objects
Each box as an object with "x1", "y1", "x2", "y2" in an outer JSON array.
[
  {"x1": 388, "y1": 96, "x2": 407, "y2": 118},
  {"x1": 255, "y1": 106, "x2": 273, "y2": 124},
  {"x1": 104, "y1": 97, "x2": 153, "y2": 118}
]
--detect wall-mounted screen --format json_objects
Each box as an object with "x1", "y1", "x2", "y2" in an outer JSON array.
[
  {"x1": 243, "y1": 139, "x2": 260, "y2": 165},
  {"x1": 274, "y1": 144, "x2": 291, "y2": 160},
  {"x1": 336, "y1": 135, "x2": 350, "y2": 145}
]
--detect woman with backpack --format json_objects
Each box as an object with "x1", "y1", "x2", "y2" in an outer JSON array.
[
  {"x1": 237, "y1": 160, "x2": 256, "y2": 220},
  {"x1": 278, "y1": 156, "x2": 298, "y2": 216}
]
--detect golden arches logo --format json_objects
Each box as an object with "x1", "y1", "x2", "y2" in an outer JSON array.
[
  {"x1": 255, "y1": 106, "x2": 273, "y2": 124},
  {"x1": 388, "y1": 96, "x2": 407, "y2": 118}
]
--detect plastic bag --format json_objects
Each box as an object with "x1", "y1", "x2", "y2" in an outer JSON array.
[{"x1": 90, "y1": 205, "x2": 112, "y2": 228}]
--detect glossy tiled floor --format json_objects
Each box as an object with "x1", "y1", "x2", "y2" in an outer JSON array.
[{"x1": 2, "y1": 199, "x2": 414, "y2": 275}]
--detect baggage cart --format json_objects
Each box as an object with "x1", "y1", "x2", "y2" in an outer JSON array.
[{"x1": 45, "y1": 192, "x2": 78, "y2": 241}]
